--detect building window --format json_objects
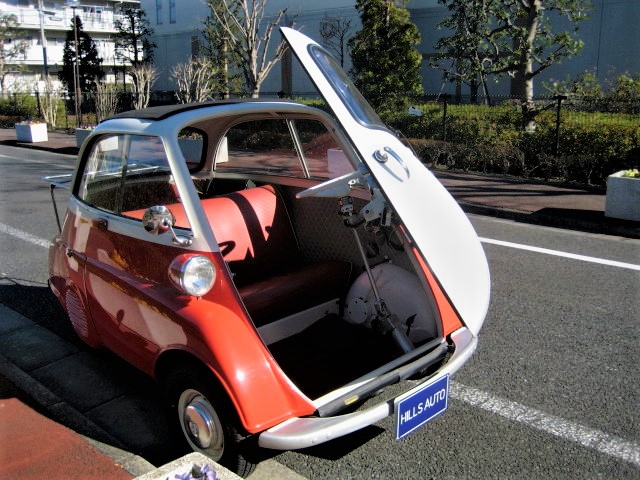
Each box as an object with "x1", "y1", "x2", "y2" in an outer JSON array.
[
  {"x1": 156, "y1": 0, "x2": 162, "y2": 25},
  {"x1": 169, "y1": 0, "x2": 176, "y2": 23}
]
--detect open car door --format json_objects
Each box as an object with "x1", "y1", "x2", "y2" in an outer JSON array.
[{"x1": 281, "y1": 27, "x2": 490, "y2": 335}]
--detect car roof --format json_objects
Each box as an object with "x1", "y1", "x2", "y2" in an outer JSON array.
[{"x1": 105, "y1": 99, "x2": 297, "y2": 122}]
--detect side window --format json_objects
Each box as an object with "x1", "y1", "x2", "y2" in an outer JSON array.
[
  {"x1": 77, "y1": 135, "x2": 127, "y2": 212},
  {"x1": 216, "y1": 118, "x2": 353, "y2": 179},
  {"x1": 77, "y1": 135, "x2": 183, "y2": 223},
  {"x1": 217, "y1": 119, "x2": 304, "y2": 177},
  {"x1": 294, "y1": 119, "x2": 354, "y2": 179}
]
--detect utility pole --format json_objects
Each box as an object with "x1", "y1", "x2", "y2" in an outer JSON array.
[
  {"x1": 37, "y1": 0, "x2": 49, "y2": 78},
  {"x1": 68, "y1": 1, "x2": 82, "y2": 127}
]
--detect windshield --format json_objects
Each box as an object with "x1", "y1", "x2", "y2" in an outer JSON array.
[{"x1": 309, "y1": 45, "x2": 385, "y2": 129}]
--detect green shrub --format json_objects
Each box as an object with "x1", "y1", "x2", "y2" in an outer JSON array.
[
  {"x1": 312, "y1": 95, "x2": 638, "y2": 186},
  {"x1": 409, "y1": 138, "x2": 524, "y2": 175},
  {"x1": 0, "y1": 93, "x2": 39, "y2": 121}
]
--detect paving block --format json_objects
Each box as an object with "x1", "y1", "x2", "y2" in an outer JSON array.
[
  {"x1": 0, "y1": 304, "x2": 33, "y2": 334},
  {"x1": 30, "y1": 352, "x2": 127, "y2": 412},
  {"x1": 0, "y1": 324, "x2": 77, "y2": 371},
  {"x1": 85, "y1": 393, "x2": 172, "y2": 458}
]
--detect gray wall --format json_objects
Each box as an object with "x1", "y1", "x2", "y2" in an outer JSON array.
[{"x1": 143, "y1": 0, "x2": 639, "y2": 97}]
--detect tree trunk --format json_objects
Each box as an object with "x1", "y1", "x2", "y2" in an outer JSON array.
[
  {"x1": 469, "y1": 77, "x2": 478, "y2": 105},
  {"x1": 519, "y1": 0, "x2": 541, "y2": 132}
]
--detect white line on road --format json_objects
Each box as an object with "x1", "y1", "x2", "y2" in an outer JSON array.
[
  {"x1": 451, "y1": 382, "x2": 640, "y2": 468},
  {"x1": 480, "y1": 237, "x2": 640, "y2": 271},
  {"x1": 0, "y1": 222, "x2": 50, "y2": 248}
]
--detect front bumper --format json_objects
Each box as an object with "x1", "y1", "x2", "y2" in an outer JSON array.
[{"x1": 258, "y1": 327, "x2": 477, "y2": 450}]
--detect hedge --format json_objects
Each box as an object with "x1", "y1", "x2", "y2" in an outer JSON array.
[{"x1": 389, "y1": 103, "x2": 639, "y2": 186}]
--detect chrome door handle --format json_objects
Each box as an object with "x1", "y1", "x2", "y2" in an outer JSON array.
[{"x1": 373, "y1": 147, "x2": 410, "y2": 178}]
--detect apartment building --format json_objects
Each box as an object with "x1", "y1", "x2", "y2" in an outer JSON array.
[{"x1": 1, "y1": 0, "x2": 139, "y2": 92}]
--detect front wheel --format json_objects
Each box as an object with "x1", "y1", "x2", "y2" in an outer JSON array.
[{"x1": 163, "y1": 366, "x2": 257, "y2": 477}]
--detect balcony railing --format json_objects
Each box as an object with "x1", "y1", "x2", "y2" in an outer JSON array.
[{"x1": 7, "y1": 6, "x2": 125, "y2": 33}]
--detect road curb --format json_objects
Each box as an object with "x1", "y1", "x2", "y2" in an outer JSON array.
[{"x1": 459, "y1": 202, "x2": 640, "y2": 239}]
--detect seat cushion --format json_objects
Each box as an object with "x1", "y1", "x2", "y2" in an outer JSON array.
[{"x1": 238, "y1": 260, "x2": 353, "y2": 327}]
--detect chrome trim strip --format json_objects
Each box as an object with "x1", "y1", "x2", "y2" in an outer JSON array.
[{"x1": 258, "y1": 327, "x2": 477, "y2": 450}]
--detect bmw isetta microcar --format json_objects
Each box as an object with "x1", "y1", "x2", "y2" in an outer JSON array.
[{"x1": 48, "y1": 28, "x2": 490, "y2": 476}]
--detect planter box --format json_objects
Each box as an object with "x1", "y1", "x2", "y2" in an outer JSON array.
[
  {"x1": 133, "y1": 452, "x2": 240, "y2": 480},
  {"x1": 75, "y1": 128, "x2": 93, "y2": 148},
  {"x1": 605, "y1": 171, "x2": 640, "y2": 222},
  {"x1": 15, "y1": 123, "x2": 48, "y2": 143},
  {"x1": 178, "y1": 137, "x2": 204, "y2": 164}
]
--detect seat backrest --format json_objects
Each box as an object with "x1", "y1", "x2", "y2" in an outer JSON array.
[{"x1": 201, "y1": 185, "x2": 299, "y2": 285}]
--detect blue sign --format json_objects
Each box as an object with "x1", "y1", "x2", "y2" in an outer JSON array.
[{"x1": 395, "y1": 374, "x2": 449, "y2": 440}]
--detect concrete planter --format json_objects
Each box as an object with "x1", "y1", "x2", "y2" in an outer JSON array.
[
  {"x1": 133, "y1": 452, "x2": 240, "y2": 480},
  {"x1": 75, "y1": 128, "x2": 93, "y2": 148},
  {"x1": 15, "y1": 123, "x2": 48, "y2": 143},
  {"x1": 605, "y1": 171, "x2": 640, "y2": 221},
  {"x1": 178, "y1": 137, "x2": 204, "y2": 163}
]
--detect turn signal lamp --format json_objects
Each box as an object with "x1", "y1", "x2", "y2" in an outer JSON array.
[{"x1": 169, "y1": 254, "x2": 216, "y2": 296}]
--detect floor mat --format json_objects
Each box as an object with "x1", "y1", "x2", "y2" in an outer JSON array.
[{"x1": 268, "y1": 315, "x2": 398, "y2": 399}]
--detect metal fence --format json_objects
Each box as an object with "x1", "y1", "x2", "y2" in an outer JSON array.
[{"x1": 2, "y1": 89, "x2": 638, "y2": 144}]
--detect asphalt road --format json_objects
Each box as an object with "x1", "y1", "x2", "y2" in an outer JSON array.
[{"x1": 1, "y1": 145, "x2": 639, "y2": 479}]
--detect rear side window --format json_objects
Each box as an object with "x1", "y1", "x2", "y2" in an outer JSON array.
[
  {"x1": 219, "y1": 119, "x2": 304, "y2": 177},
  {"x1": 77, "y1": 134, "x2": 182, "y2": 219},
  {"x1": 217, "y1": 118, "x2": 354, "y2": 179}
]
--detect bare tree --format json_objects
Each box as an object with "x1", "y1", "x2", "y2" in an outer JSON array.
[
  {"x1": 206, "y1": 0, "x2": 287, "y2": 97},
  {"x1": 94, "y1": 82, "x2": 119, "y2": 122},
  {"x1": 319, "y1": 16, "x2": 353, "y2": 68},
  {"x1": 171, "y1": 57, "x2": 217, "y2": 103},
  {"x1": 130, "y1": 63, "x2": 157, "y2": 109},
  {"x1": 40, "y1": 77, "x2": 62, "y2": 126},
  {"x1": 0, "y1": 12, "x2": 29, "y2": 97}
]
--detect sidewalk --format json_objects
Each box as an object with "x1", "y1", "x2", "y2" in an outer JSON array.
[{"x1": 1, "y1": 127, "x2": 637, "y2": 238}]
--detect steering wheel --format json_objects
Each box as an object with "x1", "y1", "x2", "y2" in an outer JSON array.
[{"x1": 296, "y1": 169, "x2": 365, "y2": 199}]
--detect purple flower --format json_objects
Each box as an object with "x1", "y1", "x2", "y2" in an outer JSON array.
[
  {"x1": 192, "y1": 464, "x2": 217, "y2": 480},
  {"x1": 175, "y1": 472, "x2": 194, "y2": 480},
  {"x1": 198, "y1": 464, "x2": 217, "y2": 480},
  {"x1": 177, "y1": 464, "x2": 216, "y2": 480}
]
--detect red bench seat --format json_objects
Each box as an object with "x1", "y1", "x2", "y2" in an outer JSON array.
[{"x1": 125, "y1": 185, "x2": 352, "y2": 326}]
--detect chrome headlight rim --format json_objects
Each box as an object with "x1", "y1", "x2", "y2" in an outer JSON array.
[{"x1": 169, "y1": 254, "x2": 216, "y2": 297}]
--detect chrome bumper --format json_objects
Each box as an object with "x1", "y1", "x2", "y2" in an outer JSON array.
[{"x1": 258, "y1": 327, "x2": 477, "y2": 450}]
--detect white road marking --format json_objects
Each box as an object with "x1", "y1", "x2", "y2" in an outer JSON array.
[
  {"x1": 0, "y1": 223, "x2": 50, "y2": 248},
  {"x1": 480, "y1": 237, "x2": 640, "y2": 271},
  {"x1": 451, "y1": 382, "x2": 640, "y2": 468}
]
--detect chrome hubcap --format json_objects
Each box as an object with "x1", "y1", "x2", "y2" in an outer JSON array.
[
  {"x1": 178, "y1": 389, "x2": 224, "y2": 459},
  {"x1": 185, "y1": 399, "x2": 214, "y2": 448}
]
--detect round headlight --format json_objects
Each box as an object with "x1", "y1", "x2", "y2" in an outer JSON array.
[{"x1": 169, "y1": 254, "x2": 216, "y2": 297}]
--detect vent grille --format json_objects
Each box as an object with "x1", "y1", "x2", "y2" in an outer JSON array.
[{"x1": 65, "y1": 288, "x2": 89, "y2": 340}]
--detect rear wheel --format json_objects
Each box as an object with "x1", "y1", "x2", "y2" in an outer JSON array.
[{"x1": 163, "y1": 365, "x2": 257, "y2": 477}]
